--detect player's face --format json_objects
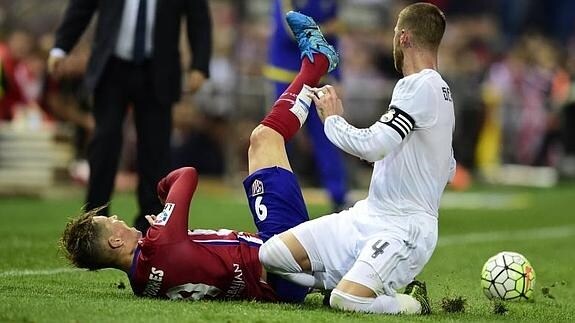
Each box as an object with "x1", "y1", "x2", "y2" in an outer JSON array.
[
  {"x1": 93, "y1": 215, "x2": 142, "y2": 239},
  {"x1": 393, "y1": 24, "x2": 404, "y2": 74}
]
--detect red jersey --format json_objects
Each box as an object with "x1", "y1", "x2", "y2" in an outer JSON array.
[{"x1": 128, "y1": 167, "x2": 278, "y2": 301}]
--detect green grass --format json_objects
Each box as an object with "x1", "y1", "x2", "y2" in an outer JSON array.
[{"x1": 1, "y1": 184, "x2": 574, "y2": 322}]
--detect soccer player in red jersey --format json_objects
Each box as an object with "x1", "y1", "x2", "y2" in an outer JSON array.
[{"x1": 60, "y1": 12, "x2": 338, "y2": 303}]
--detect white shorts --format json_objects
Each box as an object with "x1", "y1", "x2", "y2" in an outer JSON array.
[{"x1": 289, "y1": 200, "x2": 438, "y2": 296}]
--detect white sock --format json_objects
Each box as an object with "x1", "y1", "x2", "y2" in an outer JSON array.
[
  {"x1": 395, "y1": 294, "x2": 422, "y2": 314},
  {"x1": 330, "y1": 289, "x2": 422, "y2": 315},
  {"x1": 289, "y1": 84, "x2": 313, "y2": 127}
]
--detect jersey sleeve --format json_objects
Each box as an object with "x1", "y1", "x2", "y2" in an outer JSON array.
[
  {"x1": 324, "y1": 115, "x2": 403, "y2": 163},
  {"x1": 389, "y1": 77, "x2": 438, "y2": 130},
  {"x1": 323, "y1": 74, "x2": 440, "y2": 162},
  {"x1": 148, "y1": 167, "x2": 198, "y2": 242}
]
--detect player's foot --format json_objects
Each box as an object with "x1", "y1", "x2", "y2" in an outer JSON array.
[
  {"x1": 404, "y1": 280, "x2": 431, "y2": 315},
  {"x1": 286, "y1": 11, "x2": 339, "y2": 73}
]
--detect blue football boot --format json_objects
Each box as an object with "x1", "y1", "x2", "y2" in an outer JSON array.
[{"x1": 286, "y1": 11, "x2": 339, "y2": 73}]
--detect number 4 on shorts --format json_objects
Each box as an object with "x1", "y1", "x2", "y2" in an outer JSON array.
[{"x1": 371, "y1": 240, "x2": 390, "y2": 258}]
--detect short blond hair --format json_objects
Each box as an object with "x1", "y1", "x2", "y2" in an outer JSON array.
[
  {"x1": 398, "y1": 2, "x2": 446, "y2": 50},
  {"x1": 60, "y1": 206, "x2": 110, "y2": 270}
]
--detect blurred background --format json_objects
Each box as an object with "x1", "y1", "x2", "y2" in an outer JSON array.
[{"x1": 0, "y1": 0, "x2": 574, "y2": 200}]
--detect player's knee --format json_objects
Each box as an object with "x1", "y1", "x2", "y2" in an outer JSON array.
[
  {"x1": 249, "y1": 125, "x2": 272, "y2": 150},
  {"x1": 259, "y1": 235, "x2": 283, "y2": 272},
  {"x1": 259, "y1": 235, "x2": 302, "y2": 274}
]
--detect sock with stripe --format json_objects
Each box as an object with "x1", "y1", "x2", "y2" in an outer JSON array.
[{"x1": 261, "y1": 53, "x2": 329, "y2": 141}]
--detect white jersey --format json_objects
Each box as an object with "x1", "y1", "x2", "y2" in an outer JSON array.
[{"x1": 324, "y1": 69, "x2": 455, "y2": 218}]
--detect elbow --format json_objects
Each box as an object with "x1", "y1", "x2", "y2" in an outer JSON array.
[
  {"x1": 357, "y1": 149, "x2": 386, "y2": 163},
  {"x1": 177, "y1": 167, "x2": 199, "y2": 189}
]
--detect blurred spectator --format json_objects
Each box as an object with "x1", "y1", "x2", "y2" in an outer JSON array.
[
  {"x1": 43, "y1": 39, "x2": 93, "y2": 181},
  {"x1": 444, "y1": 39, "x2": 490, "y2": 189},
  {"x1": 552, "y1": 45, "x2": 575, "y2": 178},
  {"x1": 484, "y1": 36, "x2": 557, "y2": 166},
  {"x1": 48, "y1": 0, "x2": 212, "y2": 233},
  {"x1": 0, "y1": 30, "x2": 36, "y2": 121},
  {"x1": 171, "y1": 0, "x2": 236, "y2": 176}
]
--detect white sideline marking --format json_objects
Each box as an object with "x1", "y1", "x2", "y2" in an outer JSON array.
[
  {"x1": 438, "y1": 226, "x2": 575, "y2": 247},
  {"x1": 1, "y1": 227, "x2": 573, "y2": 277},
  {"x1": 440, "y1": 192, "x2": 529, "y2": 210},
  {"x1": 303, "y1": 190, "x2": 532, "y2": 210},
  {"x1": 0, "y1": 268, "x2": 80, "y2": 277}
]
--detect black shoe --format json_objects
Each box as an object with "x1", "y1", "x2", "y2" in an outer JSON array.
[
  {"x1": 322, "y1": 289, "x2": 332, "y2": 307},
  {"x1": 404, "y1": 280, "x2": 431, "y2": 314}
]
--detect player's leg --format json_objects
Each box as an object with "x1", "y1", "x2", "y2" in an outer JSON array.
[
  {"x1": 328, "y1": 219, "x2": 436, "y2": 315},
  {"x1": 329, "y1": 259, "x2": 429, "y2": 314},
  {"x1": 246, "y1": 9, "x2": 339, "y2": 237},
  {"x1": 245, "y1": 82, "x2": 323, "y2": 301},
  {"x1": 245, "y1": 11, "x2": 339, "y2": 302},
  {"x1": 248, "y1": 63, "x2": 329, "y2": 174}
]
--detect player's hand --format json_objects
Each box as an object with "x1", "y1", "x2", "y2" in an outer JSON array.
[
  {"x1": 144, "y1": 215, "x2": 157, "y2": 226},
  {"x1": 308, "y1": 85, "x2": 344, "y2": 123},
  {"x1": 186, "y1": 70, "x2": 206, "y2": 94},
  {"x1": 47, "y1": 54, "x2": 66, "y2": 78}
]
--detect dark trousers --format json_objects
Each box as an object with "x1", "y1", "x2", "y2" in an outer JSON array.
[{"x1": 86, "y1": 57, "x2": 172, "y2": 232}]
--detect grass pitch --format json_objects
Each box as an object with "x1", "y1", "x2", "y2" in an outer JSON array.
[{"x1": 1, "y1": 182, "x2": 574, "y2": 322}]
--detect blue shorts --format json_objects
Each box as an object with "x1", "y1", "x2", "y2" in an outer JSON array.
[
  {"x1": 243, "y1": 166, "x2": 309, "y2": 303},
  {"x1": 243, "y1": 166, "x2": 309, "y2": 241}
]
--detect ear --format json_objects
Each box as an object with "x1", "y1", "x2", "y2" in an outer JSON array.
[
  {"x1": 400, "y1": 30, "x2": 411, "y2": 48},
  {"x1": 108, "y1": 236, "x2": 125, "y2": 249}
]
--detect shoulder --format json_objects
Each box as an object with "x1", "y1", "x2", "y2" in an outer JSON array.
[{"x1": 393, "y1": 69, "x2": 443, "y2": 100}]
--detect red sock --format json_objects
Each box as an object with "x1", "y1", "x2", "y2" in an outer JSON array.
[{"x1": 261, "y1": 53, "x2": 329, "y2": 141}]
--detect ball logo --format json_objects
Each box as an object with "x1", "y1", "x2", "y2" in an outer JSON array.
[
  {"x1": 381, "y1": 109, "x2": 396, "y2": 123},
  {"x1": 524, "y1": 265, "x2": 533, "y2": 291}
]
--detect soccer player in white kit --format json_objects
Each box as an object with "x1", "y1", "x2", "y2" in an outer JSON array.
[{"x1": 259, "y1": 3, "x2": 455, "y2": 315}]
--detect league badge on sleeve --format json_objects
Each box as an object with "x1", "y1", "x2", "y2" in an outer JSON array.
[{"x1": 154, "y1": 203, "x2": 175, "y2": 226}]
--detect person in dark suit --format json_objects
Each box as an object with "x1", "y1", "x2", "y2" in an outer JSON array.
[{"x1": 47, "y1": 0, "x2": 212, "y2": 233}]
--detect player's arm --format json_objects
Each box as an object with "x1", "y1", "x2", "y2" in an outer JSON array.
[
  {"x1": 323, "y1": 114, "x2": 408, "y2": 162},
  {"x1": 151, "y1": 167, "x2": 199, "y2": 241},
  {"x1": 310, "y1": 85, "x2": 413, "y2": 162},
  {"x1": 312, "y1": 79, "x2": 437, "y2": 162}
]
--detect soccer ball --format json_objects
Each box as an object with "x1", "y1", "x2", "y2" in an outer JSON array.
[{"x1": 481, "y1": 251, "x2": 536, "y2": 300}]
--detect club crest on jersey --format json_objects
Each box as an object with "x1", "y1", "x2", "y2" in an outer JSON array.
[
  {"x1": 380, "y1": 109, "x2": 396, "y2": 122},
  {"x1": 251, "y1": 179, "x2": 264, "y2": 197},
  {"x1": 154, "y1": 203, "x2": 175, "y2": 226}
]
